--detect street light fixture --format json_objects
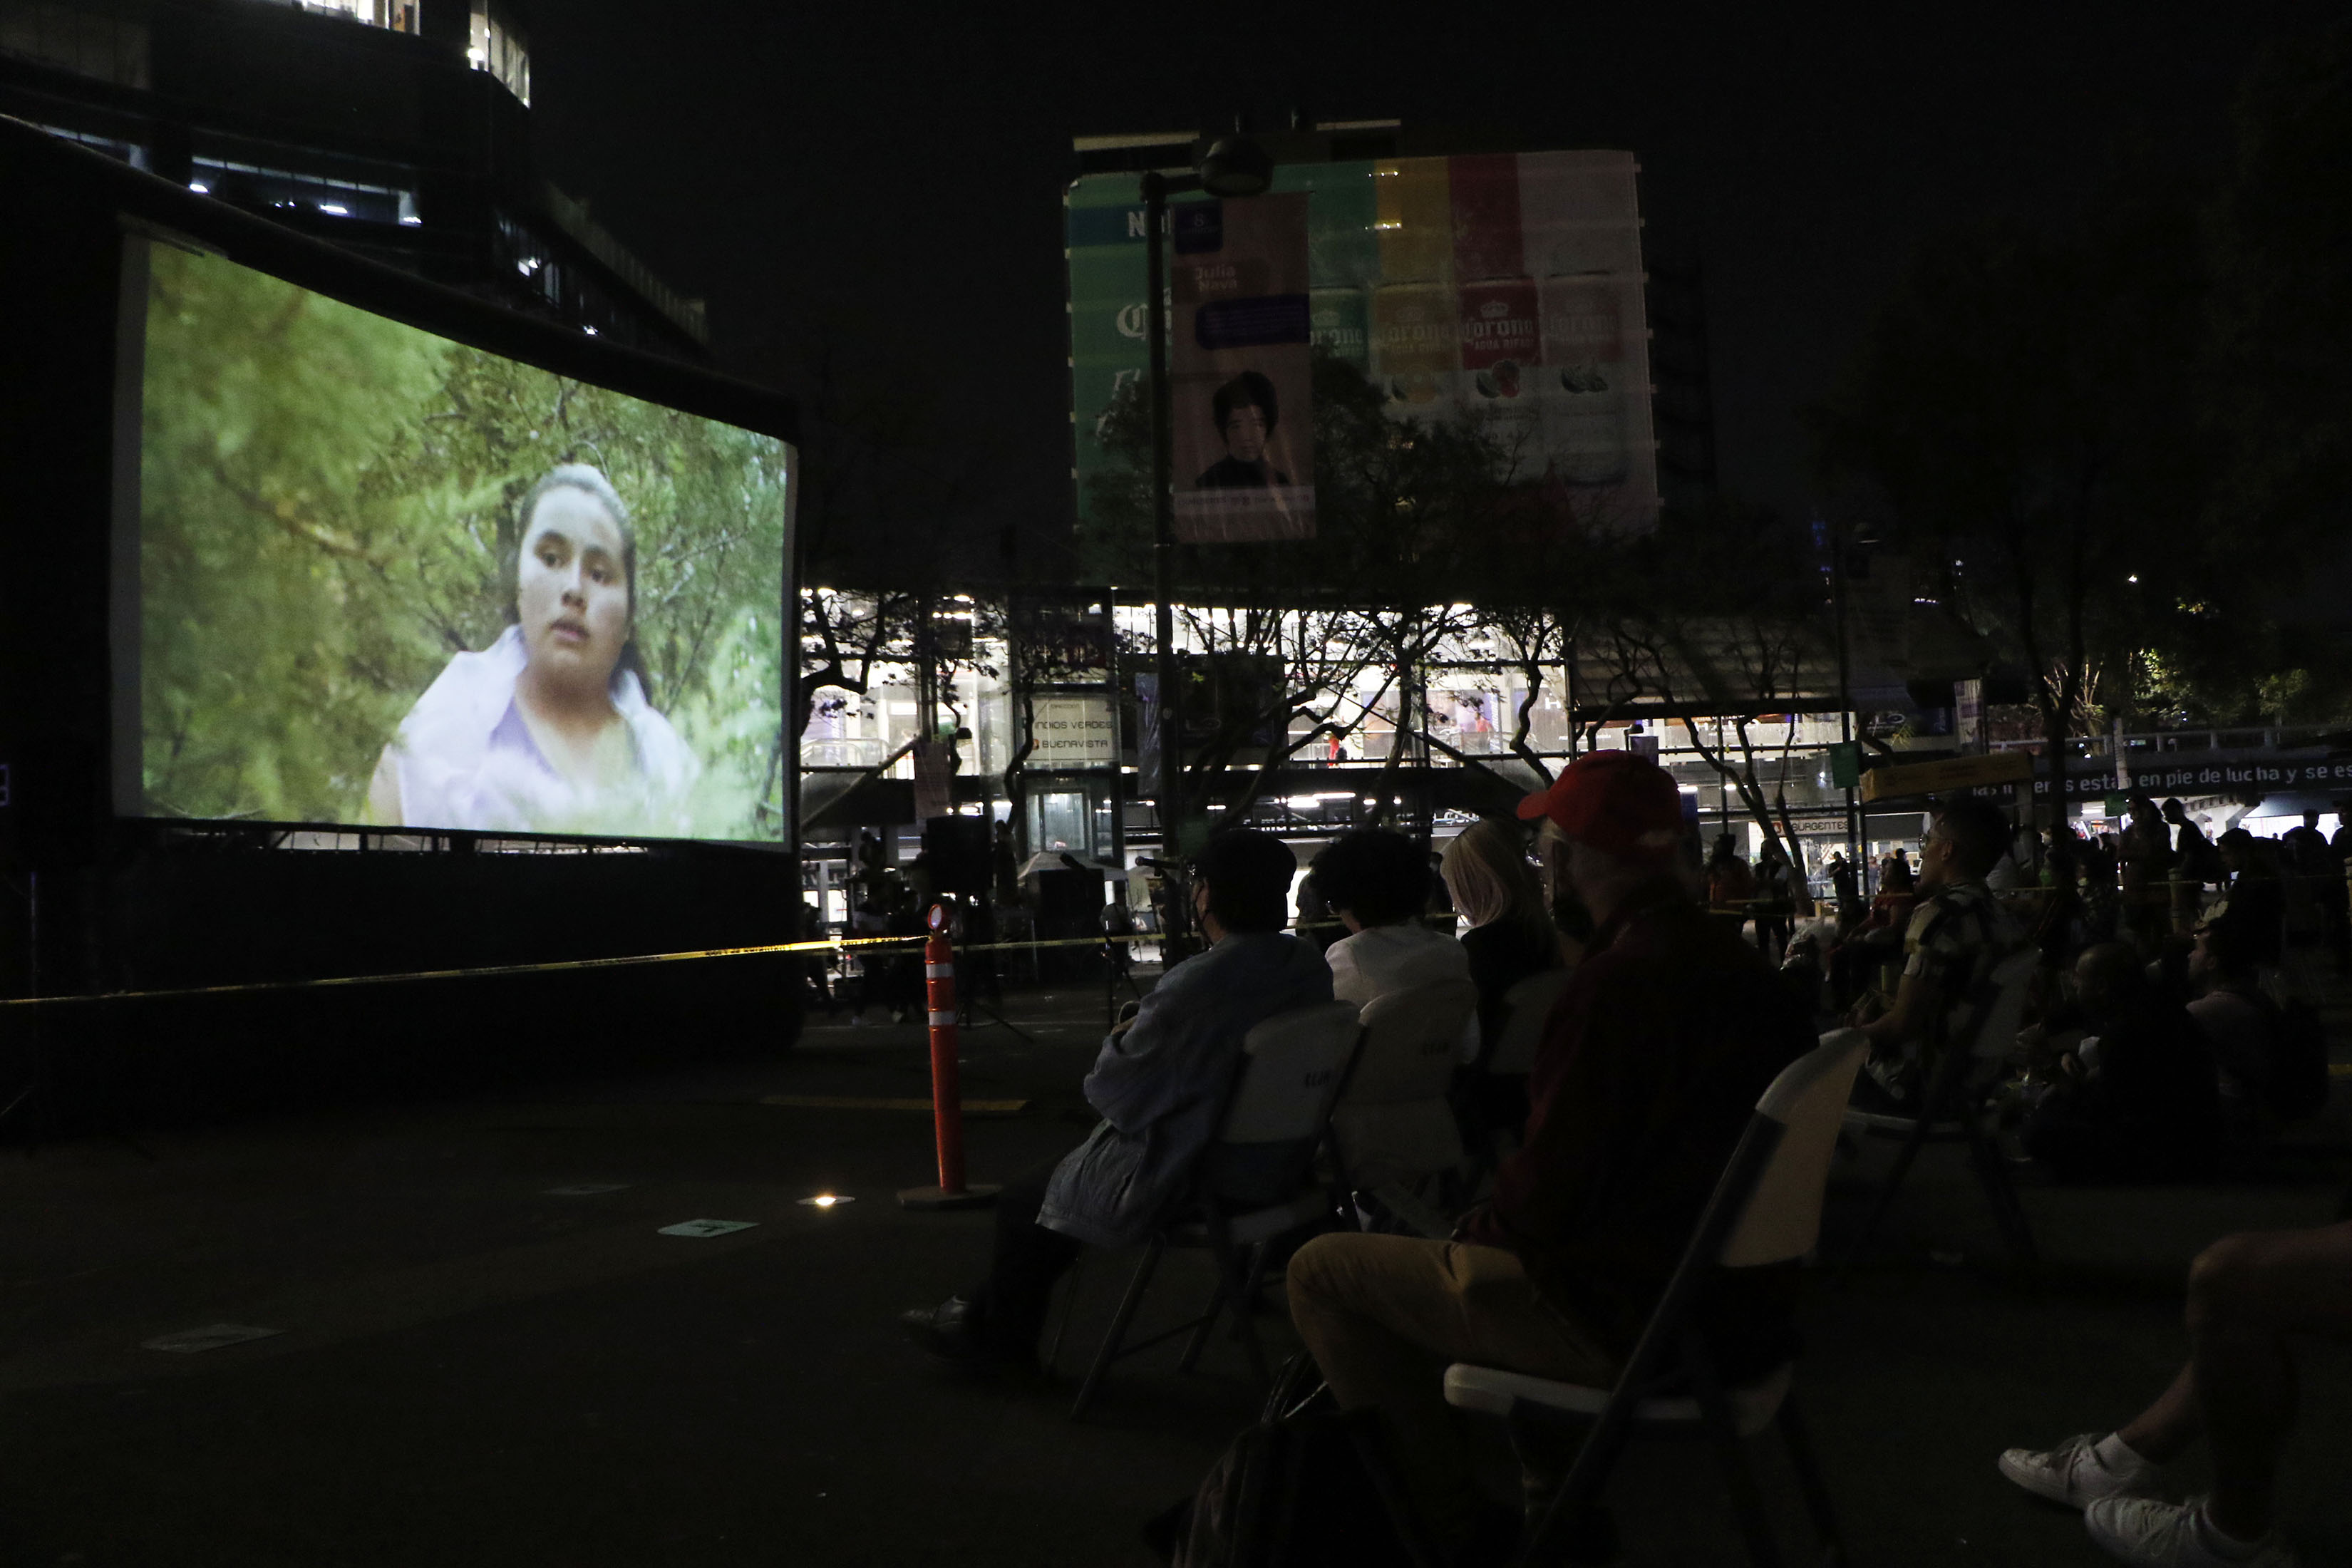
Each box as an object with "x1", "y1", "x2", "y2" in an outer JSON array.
[
  {"x1": 1197, "y1": 135, "x2": 1273, "y2": 198},
  {"x1": 1140, "y1": 130, "x2": 1268, "y2": 880}
]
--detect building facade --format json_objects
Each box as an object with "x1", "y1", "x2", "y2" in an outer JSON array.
[{"x1": 0, "y1": 0, "x2": 706, "y2": 355}]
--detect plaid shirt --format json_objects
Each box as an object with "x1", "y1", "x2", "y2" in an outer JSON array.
[{"x1": 1902, "y1": 878, "x2": 2026, "y2": 1047}]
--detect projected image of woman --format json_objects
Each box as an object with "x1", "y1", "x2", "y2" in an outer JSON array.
[{"x1": 366, "y1": 464, "x2": 699, "y2": 835}]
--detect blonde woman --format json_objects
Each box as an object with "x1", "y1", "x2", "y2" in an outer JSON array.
[{"x1": 1440, "y1": 817, "x2": 1566, "y2": 1051}]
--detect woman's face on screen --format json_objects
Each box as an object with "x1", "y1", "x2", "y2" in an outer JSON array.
[{"x1": 517, "y1": 485, "x2": 631, "y2": 693}]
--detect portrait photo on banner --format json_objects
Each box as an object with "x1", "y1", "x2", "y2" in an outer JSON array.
[{"x1": 1168, "y1": 191, "x2": 1318, "y2": 543}]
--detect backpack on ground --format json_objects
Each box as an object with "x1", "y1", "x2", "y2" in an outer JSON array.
[
  {"x1": 2261, "y1": 996, "x2": 2331, "y2": 1125},
  {"x1": 1150, "y1": 1353, "x2": 1440, "y2": 1568}
]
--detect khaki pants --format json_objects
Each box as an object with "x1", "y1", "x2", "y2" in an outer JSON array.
[{"x1": 1286, "y1": 1234, "x2": 1617, "y2": 1536}]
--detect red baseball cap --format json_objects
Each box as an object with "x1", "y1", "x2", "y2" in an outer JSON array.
[{"x1": 1516, "y1": 749, "x2": 1686, "y2": 861}]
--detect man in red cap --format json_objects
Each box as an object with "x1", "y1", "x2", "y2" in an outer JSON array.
[{"x1": 1287, "y1": 751, "x2": 1813, "y2": 1559}]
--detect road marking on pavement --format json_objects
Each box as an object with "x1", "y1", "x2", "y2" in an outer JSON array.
[
  {"x1": 141, "y1": 1324, "x2": 284, "y2": 1353},
  {"x1": 542, "y1": 1183, "x2": 632, "y2": 1196},
  {"x1": 656, "y1": 1219, "x2": 759, "y2": 1239},
  {"x1": 758, "y1": 1095, "x2": 1029, "y2": 1115},
  {"x1": 2331, "y1": 1063, "x2": 2351, "y2": 1078}
]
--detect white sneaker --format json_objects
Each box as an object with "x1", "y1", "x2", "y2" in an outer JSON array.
[
  {"x1": 2085, "y1": 1496, "x2": 2297, "y2": 1567},
  {"x1": 1998, "y1": 1433, "x2": 2162, "y2": 1509}
]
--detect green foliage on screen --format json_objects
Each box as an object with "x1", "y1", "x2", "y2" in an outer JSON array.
[{"x1": 137, "y1": 245, "x2": 789, "y2": 840}]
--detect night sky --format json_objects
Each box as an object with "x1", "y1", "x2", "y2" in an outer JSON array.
[{"x1": 527, "y1": 1, "x2": 2339, "y2": 573}]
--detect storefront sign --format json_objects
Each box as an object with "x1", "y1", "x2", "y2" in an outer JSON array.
[
  {"x1": 1859, "y1": 751, "x2": 2033, "y2": 801},
  {"x1": 2016, "y1": 753, "x2": 2352, "y2": 800},
  {"x1": 1028, "y1": 696, "x2": 1117, "y2": 768}
]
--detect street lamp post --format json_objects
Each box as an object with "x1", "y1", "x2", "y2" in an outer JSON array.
[
  {"x1": 1830, "y1": 526, "x2": 1864, "y2": 889},
  {"x1": 1138, "y1": 133, "x2": 1270, "y2": 868},
  {"x1": 1143, "y1": 170, "x2": 1180, "y2": 864}
]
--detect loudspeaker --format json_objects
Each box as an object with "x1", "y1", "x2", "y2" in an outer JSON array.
[
  {"x1": 923, "y1": 815, "x2": 992, "y2": 895},
  {"x1": 1026, "y1": 865, "x2": 1105, "y2": 981}
]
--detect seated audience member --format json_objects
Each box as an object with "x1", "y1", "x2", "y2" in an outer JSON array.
[
  {"x1": 1294, "y1": 870, "x2": 1340, "y2": 955},
  {"x1": 1781, "y1": 925, "x2": 1830, "y2": 1018},
  {"x1": 1867, "y1": 852, "x2": 1919, "y2": 929},
  {"x1": 898, "y1": 830, "x2": 1331, "y2": 1366},
  {"x1": 2212, "y1": 830, "x2": 2286, "y2": 968},
  {"x1": 1534, "y1": 817, "x2": 1597, "y2": 961},
  {"x1": 1850, "y1": 798, "x2": 2028, "y2": 1110},
  {"x1": 1826, "y1": 854, "x2": 1915, "y2": 1011},
  {"x1": 1286, "y1": 751, "x2": 1812, "y2": 1559},
  {"x1": 1986, "y1": 822, "x2": 2036, "y2": 893},
  {"x1": 2023, "y1": 942, "x2": 2220, "y2": 1182},
  {"x1": 2189, "y1": 916, "x2": 2282, "y2": 1139},
  {"x1": 2169, "y1": 799, "x2": 2222, "y2": 888},
  {"x1": 1438, "y1": 817, "x2": 1563, "y2": 1053},
  {"x1": 2000, "y1": 1219, "x2": 2352, "y2": 1568},
  {"x1": 1705, "y1": 832, "x2": 1756, "y2": 913},
  {"x1": 1314, "y1": 828, "x2": 1470, "y2": 1009}
]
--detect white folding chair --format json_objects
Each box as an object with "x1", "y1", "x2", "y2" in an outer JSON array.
[
  {"x1": 1842, "y1": 944, "x2": 2041, "y2": 1267},
  {"x1": 1329, "y1": 976, "x2": 1480, "y2": 1238},
  {"x1": 1460, "y1": 966, "x2": 1574, "y2": 1175},
  {"x1": 1064, "y1": 999, "x2": 1362, "y2": 1420},
  {"x1": 1485, "y1": 966, "x2": 1575, "y2": 1078},
  {"x1": 1444, "y1": 1031, "x2": 1869, "y2": 1567}
]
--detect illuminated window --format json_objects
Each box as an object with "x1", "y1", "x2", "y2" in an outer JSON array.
[
  {"x1": 468, "y1": 0, "x2": 529, "y2": 105},
  {"x1": 282, "y1": 1, "x2": 420, "y2": 34},
  {"x1": 188, "y1": 156, "x2": 417, "y2": 225}
]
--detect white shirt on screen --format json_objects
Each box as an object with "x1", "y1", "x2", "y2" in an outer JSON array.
[{"x1": 377, "y1": 624, "x2": 701, "y2": 836}]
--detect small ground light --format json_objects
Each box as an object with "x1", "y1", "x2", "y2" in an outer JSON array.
[{"x1": 797, "y1": 1193, "x2": 855, "y2": 1208}]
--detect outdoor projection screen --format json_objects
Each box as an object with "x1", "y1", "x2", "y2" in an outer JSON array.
[{"x1": 115, "y1": 239, "x2": 793, "y2": 843}]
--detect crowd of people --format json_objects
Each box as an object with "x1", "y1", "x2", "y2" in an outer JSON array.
[{"x1": 884, "y1": 758, "x2": 2344, "y2": 1567}]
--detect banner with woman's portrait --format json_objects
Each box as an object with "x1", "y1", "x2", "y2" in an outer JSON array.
[
  {"x1": 125, "y1": 246, "x2": 792, "y2": 842},
  {"x1": 1168, "y1": 192, "x2": 1317, "y2": 542}
]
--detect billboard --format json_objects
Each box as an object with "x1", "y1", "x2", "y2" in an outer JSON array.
[
  {"x1": 1170, "y1": 192, "x2": 1317, "y2": 542},
  {"x1": 1069, "y1": 148, "x2": 1657, "y2": 545},
  {"x1": 120, "y1": 241, "x2": 793, "y2": 843}
]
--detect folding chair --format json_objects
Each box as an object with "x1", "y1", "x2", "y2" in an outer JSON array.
[
  {"x1": 1485, "y1": 967, "x2": 1576, "y2": 1078},
  {"x1": 1329, "y1": 976, "x2": 1481, "y2": 1239},
  {"x1": 1063, "y1": 999, "x2": 1363, "y2": 1420},
  {"x1": 1443, "y1": 1031, "x2": 1869, "y2": 1568},
  {"x1": 1461, "y1": 966, "x2": 1576, "y2": 1177},
  {"x1": 1841, "y1": 945, "x2": 2041, "y2": 1268}
]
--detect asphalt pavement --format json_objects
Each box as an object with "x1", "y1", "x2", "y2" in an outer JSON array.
[{"x1": 1, "y1": 977, "x2": 2346, "y2": 1567}]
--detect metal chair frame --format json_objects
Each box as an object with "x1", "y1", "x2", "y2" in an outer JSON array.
[
  {"x1": 1058, "y1": 1000, "x2": 1363, "y2": 1420},
  {"x1": 1840, "y1": 946, "x2": 2042, "y2": 1269},
  {"x1": 1459, "y1": 966, "x2": 1574, "y2": 1185},
  {"x1": 1330, "y1": 976, "x2": 1482, "y2": 1239}
]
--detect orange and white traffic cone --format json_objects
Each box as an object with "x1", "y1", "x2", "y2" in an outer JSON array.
[{"x1": 897, "y1": 904, "x2": 1000, "y2": 1210}]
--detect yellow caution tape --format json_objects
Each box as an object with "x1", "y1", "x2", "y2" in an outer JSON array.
[
  {"x1": 758, "y1": 1095, "x2": 1031, "y2": 1115},
  {"x1": 0, "y1": 928, "x2": 1219, "y2": 1009}
]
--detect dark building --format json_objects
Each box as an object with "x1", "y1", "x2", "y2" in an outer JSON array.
[
  {"x1": 0, "y1": 0, "x2": 708, "y2": 356},
  {"x1": 1644, "y1": 257, "x2": 1719, "y2": 515}
]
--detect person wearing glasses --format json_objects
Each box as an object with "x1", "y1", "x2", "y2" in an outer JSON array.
[{"x1": 1847, "y1": 795, "x2": 2028, "y2": 1111}]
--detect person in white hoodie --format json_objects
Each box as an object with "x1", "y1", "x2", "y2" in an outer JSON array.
[
  {"x1": 1312, "y1": 828, "x2": 1470, "y2": 1008},
  {"x1": 366, "y1": 464, "x2": 699, "y2": 837}
]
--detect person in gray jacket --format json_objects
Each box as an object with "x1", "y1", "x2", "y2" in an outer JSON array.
[{"x1": 899, "y1": 828, "x2": 1333, "y2": 1367}]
